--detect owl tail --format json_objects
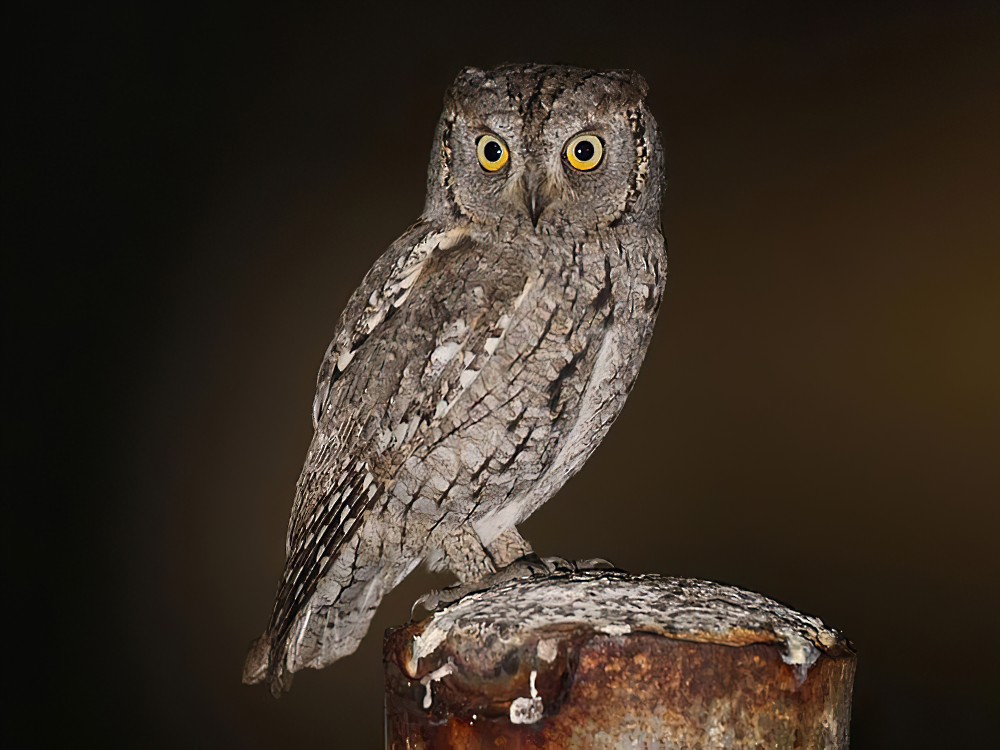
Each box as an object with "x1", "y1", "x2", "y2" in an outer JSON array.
[
  {"x1": 242, "y1": 561, "x2": 413, "y2": 696},
  {"x1": 241, "y1": 634, "x2": 272, "y2": 686},
  {"x1": 241, "y1": 629, "x2": 299, "y2": 696}
]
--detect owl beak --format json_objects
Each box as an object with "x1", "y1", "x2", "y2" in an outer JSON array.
[{"x1": 519, "y1": 170, "x2": 549, "y2": 228}]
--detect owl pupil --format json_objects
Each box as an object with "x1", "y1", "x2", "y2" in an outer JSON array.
[
  {"x1": 574, "y1": 140, "x2": 595, "y2": 161},
  {"x1": 483, "y1": 140, "x2": 503, "y2": 162}
]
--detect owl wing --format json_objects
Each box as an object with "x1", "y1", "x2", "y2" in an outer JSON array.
[
  {"x1": 309, "y1": 223, "x2": 468, "y2": 431},
  {"x1": 250, "y1": 225, "x2": 538, "y2": 689},
  {"x1": 279, "y1": 222, "x2": 460, "y2": 549}
]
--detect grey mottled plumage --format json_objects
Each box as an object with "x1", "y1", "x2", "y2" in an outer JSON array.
[{"x1": 243, "y1": 64, "x2": 667, "y2": 694}]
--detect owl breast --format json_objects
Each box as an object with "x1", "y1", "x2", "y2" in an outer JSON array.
[{"x1": 373, "y1": 227, "x2": 665, "y2": 554}]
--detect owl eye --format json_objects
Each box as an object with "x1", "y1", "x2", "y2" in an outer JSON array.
[
  {"x1": 476, "y1": 134, "x2": 509, "y2": 172},
  {"x1": 565, "y1": 134, "x2": 604, "y2": 171}
]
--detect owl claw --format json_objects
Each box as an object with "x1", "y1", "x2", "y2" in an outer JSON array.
[
  {"x1": 411, "y1": 591, "x2": 438, "y2": 618},
  {"x1": 570, "y1": 557, "x2": 620, "y2": 572},
  {"x1": 412, "y1": 580, "x2": 491, "y2": 616},
  {"x1": 534, "y1": 555, "x2": 622, "y2": 574}
]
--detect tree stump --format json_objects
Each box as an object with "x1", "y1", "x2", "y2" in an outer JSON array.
[{"x1": 384, "y1": 570, "x2": 855, "y2": 748}]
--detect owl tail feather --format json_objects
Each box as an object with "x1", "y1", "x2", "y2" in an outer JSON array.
[
  {"x1": 243, "y1": 559, "x2": 420, "y2": 696},
  {"x1": 241, "y1": 575, "x2": 385, "y2": 697},
  {"x1": 241, "y1": 634, "x2": 271, "y2": 686},
  {"x1": 242, "y1": 631, "x2": 297, "y2": 696}
]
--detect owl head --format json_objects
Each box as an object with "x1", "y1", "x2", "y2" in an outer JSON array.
[{"x1": 423, "y1": 64, "x2": 663, "y2": 233}]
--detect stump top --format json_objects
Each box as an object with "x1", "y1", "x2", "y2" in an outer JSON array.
[
  {"x1": 396, "y1": 570, "x2": 852, "y2": 680},
  {"x1": 385, "y1": 571, "x2": 856, "y2": 747}
]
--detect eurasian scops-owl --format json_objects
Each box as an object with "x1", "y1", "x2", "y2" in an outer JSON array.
[{"x1": 244, "y1": 64, "x2": 667, "y2": 694}]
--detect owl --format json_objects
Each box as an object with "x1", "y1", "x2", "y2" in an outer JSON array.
[{"x1": 243, "y1": 64, "x2": 667, "y2": 695}]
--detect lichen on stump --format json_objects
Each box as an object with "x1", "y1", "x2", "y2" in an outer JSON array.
[{"x1": 384, "y1": 570, "x2": 855, "y2": 748}]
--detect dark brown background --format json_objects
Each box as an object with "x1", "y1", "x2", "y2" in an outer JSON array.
[{"x1": 10, "y1": 2, "x2": 999, "y2": 747}]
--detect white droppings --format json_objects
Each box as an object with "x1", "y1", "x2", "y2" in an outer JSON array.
[
  {"x1": 509, "y1": 670, "x2": 543, "y2": 724},
  {"x1": 537, "y1": 638, "x2": 558, "y2": 663},
  {"x1": 409, "y1": 627, "x2": 449, "y2": 676},
  {"x1": 420, "y1": 661, "x2": 455, "y2": 710},
  {"x1": 781, "y1": 632, "x2": 819, "y2": 668},
  {"x1": 780, "y1": 631, "x2": 821, "y2": 685},
  {"x1": 599, "y1": 623, "x2": 632, "y2": 636},
  {"x1": 484, "y1": 336, "x2": 501, "y2": 355}
]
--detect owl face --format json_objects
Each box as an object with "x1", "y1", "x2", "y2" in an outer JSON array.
[{"x1": 426, "y1": 65, "x2": 662, "y2": 232}]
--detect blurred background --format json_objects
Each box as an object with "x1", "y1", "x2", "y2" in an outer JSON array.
[{"x1": 9, "y1": 2, "x2": 999, "y2": 747}]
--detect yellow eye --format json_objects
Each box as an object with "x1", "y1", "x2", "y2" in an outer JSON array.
[
  {"x1": 565, "y1": 134, "x2": 604, "y2": 171},
  {"x1": 476, "y1": 134, "x2": 509, "y2": 171}
]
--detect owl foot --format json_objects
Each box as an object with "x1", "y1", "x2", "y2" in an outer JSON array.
[
  {"x1": 527, "y1": 554, "x2": 621, "y2": 575},
  {"x1": 412, "y1": 554, "x2": 622, "y2": 616}
]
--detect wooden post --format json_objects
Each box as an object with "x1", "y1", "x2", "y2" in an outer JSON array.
[{"x1": 384, "y1": 570, "x2": 855, "y2": 748}]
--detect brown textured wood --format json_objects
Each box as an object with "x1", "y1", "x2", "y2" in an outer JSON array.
[{"x1": 384, "y1": 571, "x2": 855, "y2": 749}]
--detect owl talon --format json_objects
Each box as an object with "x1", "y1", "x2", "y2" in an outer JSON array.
[
  {"x1": 572, "y1": 557, "x2": 620, "y2": 572},
  {"x1": 412, "y1": 591, "x2": 439, "y2": 618},
  {"x1": 513, "y1": 554, "x2": 621, "y2": 575},
  {"x1": 412, "y1": 579, "x2": 492, "y2": 616}
]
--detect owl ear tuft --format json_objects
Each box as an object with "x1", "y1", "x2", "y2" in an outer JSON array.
[
  {"x1": 449, "y1": 67, "x2": 492, "y2": 102},
  {"x1": 456, "y1": 66, "x2": 485, "y2": 85},
  {"x1": 615, "y1": 70, "x2": 649, "y2": 99}
]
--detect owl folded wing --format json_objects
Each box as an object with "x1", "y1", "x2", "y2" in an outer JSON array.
[{"x1": 261, "y1": 227, "x2": 539, "y2": 673}]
